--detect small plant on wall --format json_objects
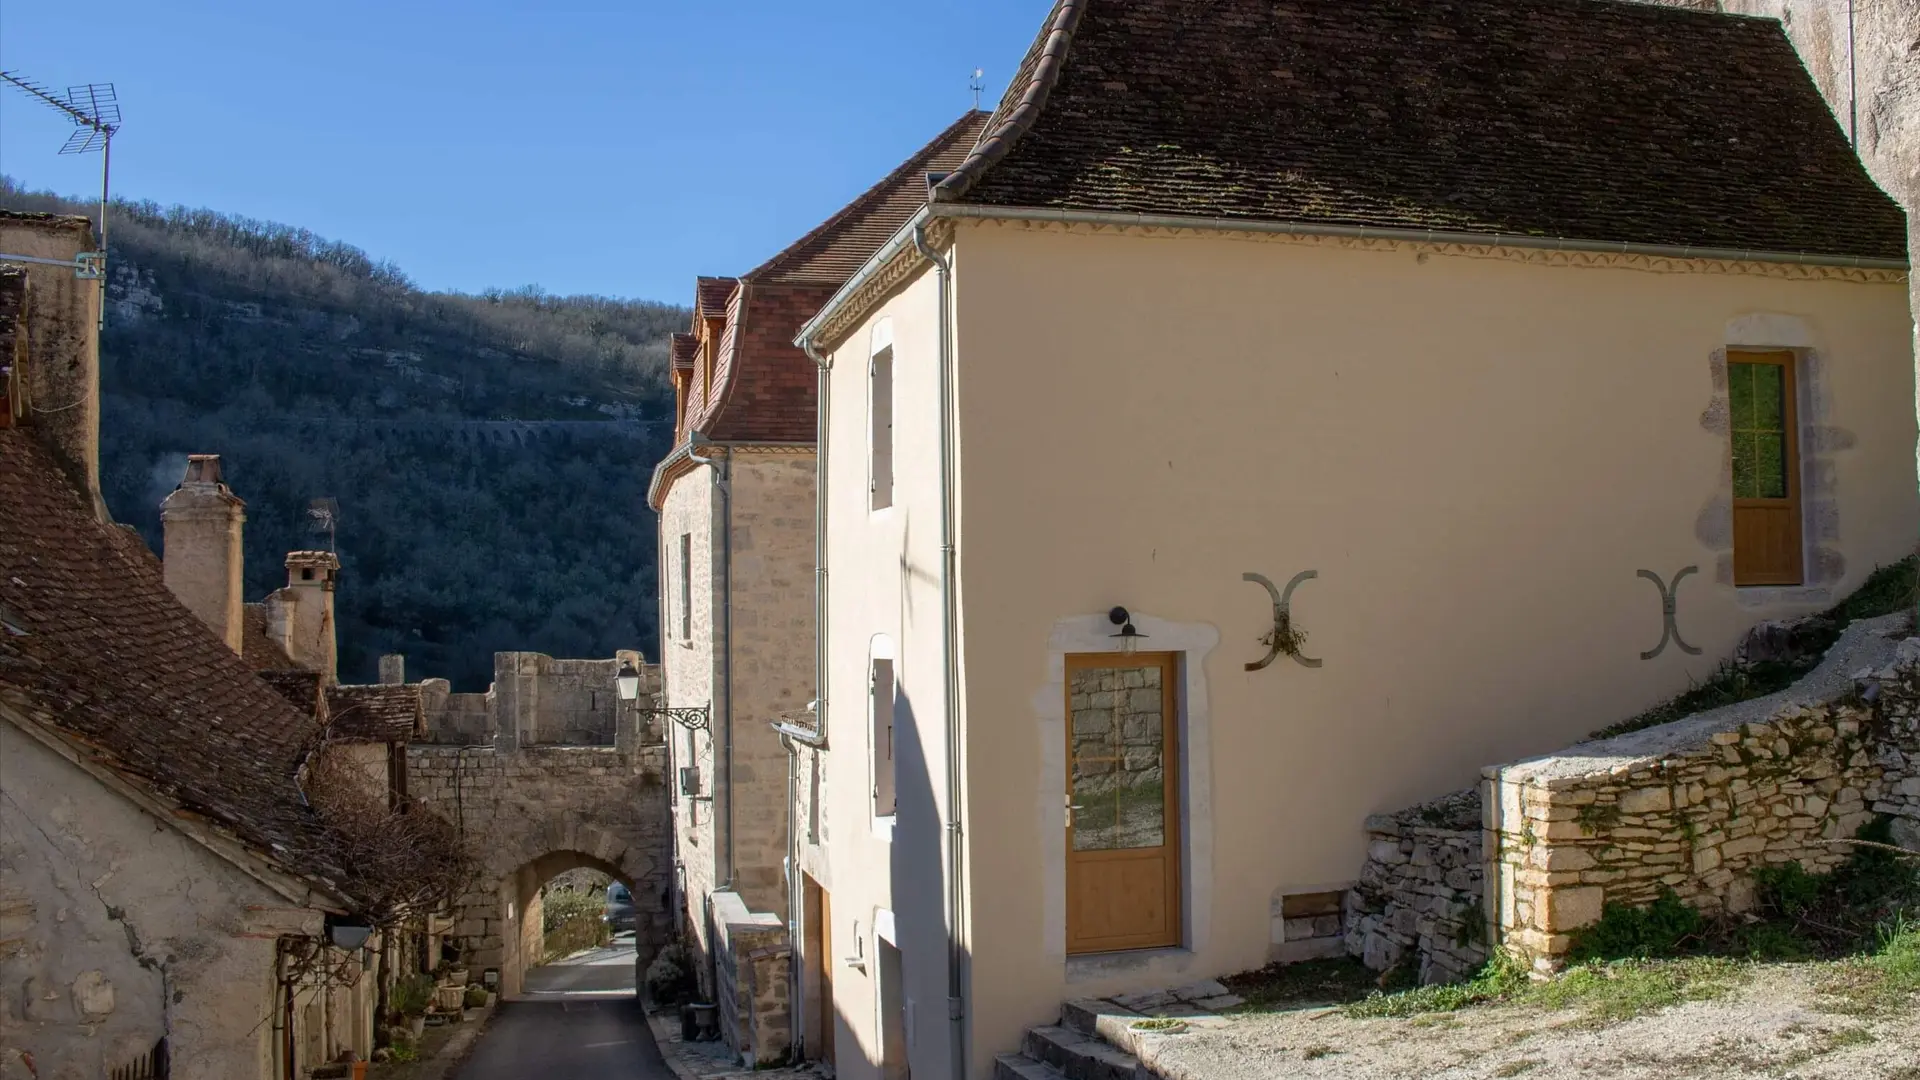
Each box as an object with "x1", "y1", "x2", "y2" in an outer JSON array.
[{"x1": 1261, "y1": 608, "x2": 1308, "y2": 658}]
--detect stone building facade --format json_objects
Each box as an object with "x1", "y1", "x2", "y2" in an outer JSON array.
[{"x1": 1, "y1": 215, "x2": 399, "y2": 1080}]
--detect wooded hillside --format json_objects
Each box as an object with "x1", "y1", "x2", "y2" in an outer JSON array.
[{"x1": 2, "y1": 179, "x2": 682, "y2": 689}]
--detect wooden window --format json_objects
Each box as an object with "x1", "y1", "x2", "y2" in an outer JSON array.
[
  {"x1": 870, "y1": 347, "x2": 893, "y2": 511},
  {"x1": 1729, "y1": 351, "x2": 1802, "y2": 586},
  {"x1": 871, "y1": 653, "x2": 896, "y2": 817},
  {"x1": 678, "y1": 533, "x2": 693, "y2": 639}
]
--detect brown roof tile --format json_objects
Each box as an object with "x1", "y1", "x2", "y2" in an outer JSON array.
[
  {"x1": 935, "y1": 0, "x2": 1907, "y2": 262},
  {"x1": 242, "y1": 602, "x2": 295, "y2": 670},
  {"x1": 669, "y1": 333, "x2": 699, "y2": 371},
  {"x1": 0, "y1": 427, "x2": 347, "y2": 893},
  {"x1": 260, "y1": 669, "x2": 326, "y2": 717},
  {"x1": 324, "y1": 683, "x2": 423, "y2": 743}
]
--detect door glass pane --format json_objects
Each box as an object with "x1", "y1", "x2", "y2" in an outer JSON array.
[
  {"x1": 1069, "y1": 664, "x2": 1166, "y2": 851},
  {"x1": 1729, "y1": 361, "x2": 1789, "y2": 500}
]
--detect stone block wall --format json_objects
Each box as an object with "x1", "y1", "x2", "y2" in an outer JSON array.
[
  {"x1": 1345, "y1": 789, "x2": 1489, "y2": 984},
  {"x1": 419, "y1": 679, "x2": 491, "y2": 745},
  {"x1": 1487, "y1": 618, "x2": 1920, "y2": 972},
  {"x1": 407, "y1": 735, "x2": 671, "y2": 995},
  {"x1": 711, "y1": 890, "x2": 792, "y2": 1068}
]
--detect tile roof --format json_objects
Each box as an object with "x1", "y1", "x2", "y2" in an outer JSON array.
[
  {"x1": 933, "y1": 0, "x2": 1908, "y2": 262},
  {"x1": 663, "y1": 111, "x2": 992, "y2": 459},
  {"x1": 746, "y1": 111, "x2": 992, "y2": 285},
  {"x1": 324, "y1": 684, "x2": 423, "y2": 743},
  {"x1": 696, "y1": 278, "x2": 737, "y2": 322},
  {"x1": 670, "y1": 332, "x2": 699, "y2": 371},
  {"x1": 0, "y1": 427, "x2": 348, "y2": 897},
  {"x1": 260, "y1": 669, "x2": 326, "y2": 716},
  {"x1": 242, "y1": 602, "x2": 295, "y2": 670}
]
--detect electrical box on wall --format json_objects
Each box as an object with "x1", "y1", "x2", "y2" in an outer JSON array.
[{"x1": 679, "y1": 767, "x2": 701, "y2": 797}]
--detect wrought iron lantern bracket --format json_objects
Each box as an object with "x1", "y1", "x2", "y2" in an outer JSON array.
[{"x1": 637, "y1": 704, "x2": 710, "y2": 733}]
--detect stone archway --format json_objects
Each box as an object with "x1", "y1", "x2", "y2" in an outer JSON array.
[
  {"x1": 407, "y1": 744, "x2": 672, "y2": 998},
  {"x1": 491, "y1": 827, "x2": 661, "y2": 998}
]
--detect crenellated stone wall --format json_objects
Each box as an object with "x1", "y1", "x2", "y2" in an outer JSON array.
[
  {"x1": 1345, "y1": 790, "x2": 1489, "y2": 985},
  {"x1": 1486, "y1": 616, "x2": 1920, "y2": 973}
]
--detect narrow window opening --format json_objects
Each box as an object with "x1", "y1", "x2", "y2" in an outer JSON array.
[
  {"x1": 871, "y1": 656, "x2": 896, "y2": 817},
  {"x1": 678, "y1": 533, "x2": 693, "y2": 640},
  {"x1": 1728, "y1": 350, "x2": 1803, "y2": 586},
  {"x1": 869, "y1": 347, "x2": 894, "y2": 511}
]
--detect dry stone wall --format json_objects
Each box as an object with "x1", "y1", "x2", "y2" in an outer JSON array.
[
  {"x1": 1487, "y1": 616, "x2": 1920, "y2": 972},
  {"x1": 712, "y1": 891, "x2": 792, "y2": 1068},
  {"x1": 1345, "y1": 790, "x2": 1489, "y2": 985}
]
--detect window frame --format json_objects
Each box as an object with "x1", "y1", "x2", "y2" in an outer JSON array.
[{"x1": 1728, "y1": 349, "x2": 1804, "y2": 587}]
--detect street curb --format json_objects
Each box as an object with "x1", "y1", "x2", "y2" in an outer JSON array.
[
  {"x1": 412, "y1": 1003, "x2": 495, "y2": 1080},
  {"x1": 645, "y1": 1008, "x2": 711, "y2": 1080}
]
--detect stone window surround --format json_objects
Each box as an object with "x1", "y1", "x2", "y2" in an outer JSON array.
[
  {"x1": 1029, "y1": 613, "x2": 1219, "y2": 983},
  {"x1": 1701, "y1": 313, "x2": 1845, "y2": 608}
]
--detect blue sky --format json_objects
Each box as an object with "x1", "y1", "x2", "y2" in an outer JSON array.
[{"x1": 0, "y1": 1, "x2": 1043, "y2": 304}]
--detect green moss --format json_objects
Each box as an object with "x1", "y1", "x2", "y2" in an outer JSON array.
[{"x1": 1574, "y1": 803, "x2": 1622, "y2": 835}]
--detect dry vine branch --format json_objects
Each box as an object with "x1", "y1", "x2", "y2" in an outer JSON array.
[{"x1": 302, "y1": 739, "x2": 476, "y2": 928}]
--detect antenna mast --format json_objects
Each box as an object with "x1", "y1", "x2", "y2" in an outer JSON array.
[
  {"x1": 970, "y1": 68, "x2": 985, "y2": 111},
  {"x1": 0, "y1": 71, "x2": 121, "y2": 285}
]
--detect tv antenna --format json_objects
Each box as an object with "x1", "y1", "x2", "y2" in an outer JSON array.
[
  {"x1": 307, "y1": 497, "x2": 340, "y2": 552},
  {"x1": 0, "y1": 71, "x2": 120, "y2": 283},
  {"x1": 970, "y1": 68, "x2": 985, "y2": 111}
]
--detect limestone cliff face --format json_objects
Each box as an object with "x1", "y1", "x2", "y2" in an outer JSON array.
[{"x1": 1640, "y1": 0, "x2": 1919, "y2": 350}]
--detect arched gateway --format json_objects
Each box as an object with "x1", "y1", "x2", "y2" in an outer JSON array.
[{"x1": 407, "y1": 653, "x2": 672, "y2": 998}]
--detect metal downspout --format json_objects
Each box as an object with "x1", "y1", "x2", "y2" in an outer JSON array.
[
  {"x1": 912, "y1": 221, "x2": 967, "y2": 1080},
  {"x1": 771, "y1": 340, "x2": 835, "y2": 1062},
  {"x1": 688, "y1": 434, "x2": 734, "y2": 891}
]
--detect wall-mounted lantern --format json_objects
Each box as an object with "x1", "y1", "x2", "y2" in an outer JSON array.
[
  {"x1": 616, "y1": 660, "x2": 642, "y2": 702},
  {"x1": 1109, "y1": 606, "x2": 1148, "y2": 654}
]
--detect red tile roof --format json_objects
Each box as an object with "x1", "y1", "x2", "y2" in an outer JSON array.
[
  {"x1": 663, "y1": 111, "x2": 990, "y2": 460},
  {"x1": 696, "y1": 278, "x2": 737, "y2": 321},
  {"x1": 746, "y1": 111, "x2": 990, "y2": 285},
  {"x1": 0, "y1": 427, "x2": 350, "y2": 896},
  {"x1": 324, "y1": 684, "x2": 423, "y2": 743},
  {"x1": 669, "y1": 333, "x2": 699, "y2": 371}
]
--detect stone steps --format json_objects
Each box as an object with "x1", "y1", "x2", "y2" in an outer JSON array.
[{"x1": 994, "y1": 999, "x2": 1155, "y2": 1080}]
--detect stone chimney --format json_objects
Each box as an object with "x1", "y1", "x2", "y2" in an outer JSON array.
[
  {"x1": 0, "y1": 213, "x2": 105, "y2": 519},
  {"x1": 267, "y1": 550, "x2": 340, "y2": 682},
  {"x1": 379, "y1": 654, "x2": 405, "y2": 685},
  {"x1": 159, "y1": 455, "x2": 247, "y2": 653}
]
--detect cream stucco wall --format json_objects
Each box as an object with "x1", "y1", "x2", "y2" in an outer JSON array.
[
  {"x1": 819, "y1": 218, "x2": 1916, "y2": 1078},
  {"x1": 815, "y1": 270, "x2": 957, "y2": 1080}
]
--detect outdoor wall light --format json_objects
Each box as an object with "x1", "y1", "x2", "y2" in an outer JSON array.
[
  {"x1": 326, "y1": 920, "x2": 373, "y2": 952},
  {"x1": 616, "y1": 661, "x2": 641, "y2": 702},
  {"x1": 1109, "y1": 606, "x2": 1148, "y2": 654}
]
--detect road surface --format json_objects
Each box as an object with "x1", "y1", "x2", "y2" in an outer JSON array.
[{"x1": 454, "y1": 935, "x2": 673, "y2": 1079}]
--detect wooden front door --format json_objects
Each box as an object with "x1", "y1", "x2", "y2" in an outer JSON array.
[
  {"x1": 1066, "y1": 652, "x2": 1182, "y2": 954},
  {"x1": 817, "y1": 887, "x2": 835, "y2": 1067}
]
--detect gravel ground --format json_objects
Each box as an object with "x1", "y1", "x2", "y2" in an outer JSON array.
[{"x1": 1134, "y1": 966, "x2": 1919, "y2": 1080}]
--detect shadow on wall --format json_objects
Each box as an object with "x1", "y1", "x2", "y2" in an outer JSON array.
[{"x1": 887, "y1": 688, "x2": 953, "y2": 1080}]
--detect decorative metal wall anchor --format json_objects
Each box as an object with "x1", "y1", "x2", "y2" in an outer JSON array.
[
  {"x1": 1637, "y1": 566, "x2": 1702, "y2": 660},
  {"x1": 1244, "y1": 570, "x2": 1322, "y2": 670}
]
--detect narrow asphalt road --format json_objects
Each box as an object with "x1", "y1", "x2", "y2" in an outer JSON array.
[{"x1": 454, "y1": 936, "x2": 674, "y2": 1079}]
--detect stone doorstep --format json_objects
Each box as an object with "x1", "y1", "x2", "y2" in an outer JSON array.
[{"x1": 1023, "y1": 1025, "x2": 1151, "y2": 1080}]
